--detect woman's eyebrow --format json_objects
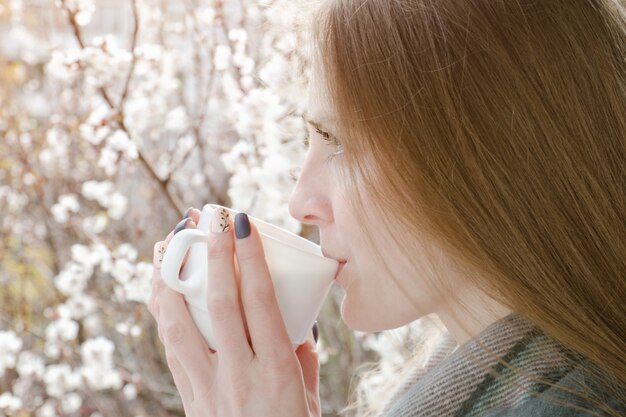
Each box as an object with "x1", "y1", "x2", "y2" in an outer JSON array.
[{"x1": 302, "y1": 111, "x2": 334, "y2": 133}]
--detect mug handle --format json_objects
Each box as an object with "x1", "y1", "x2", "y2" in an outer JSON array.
[{"x1": 161, "y1": 229, "x2": 208, "y2": 296}]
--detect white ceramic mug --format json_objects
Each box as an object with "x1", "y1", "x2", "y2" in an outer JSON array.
[{"x1": 160, "y1": 203, "x2": 339, "y2": 351}]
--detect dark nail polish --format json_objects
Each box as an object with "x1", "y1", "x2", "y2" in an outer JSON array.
[
  {"x1": 313, "y1": 321, "x2": 319, "y2": 343},
  {"x1": 235, "y1": 213, "x2": 250, "y2": 239},
  {"x1": 183, "y1": 207, "x2": 192, "y2": 219},
  {"x1": 174, "y1": 218, "x2": 189, "y2": 235}
]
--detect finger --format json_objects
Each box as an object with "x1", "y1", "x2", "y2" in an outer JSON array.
[
  {"x1": 152, "y1": 218, "x2": 196, "y2": 331},
  {"x1": 151, "y1": 220, "x2": 191, "y2": 319},
  {"x1": 149, "y1": 241, "x2": 168, "y2": 318},
  {"x1": 153, "y1": 240, "x2": 167, "y2": 271},
  {"x1": 159, "y1": 284, "x2": 214, "y2": 391},
  {"x1": 234, "y1": 213, "x2": 293, "y2": 366},
  {"x1": 296, "y1": 327, "x2": 320, "y2": 394},
  {"x1": 164, "y1": 347, "x2": 195, "y2": 407},
  {"x1": 205, "y1": 207, "x2": 253, "y2": 367},
  {"x1": 150, "y1": 218, "x2": 188, "y2": 319},
  {"x1": 173, "y1": 217, "x2": 191, "y2": 236},
  {"x1": 188, "y1": 207, "x2": 201, "y2": 225}
]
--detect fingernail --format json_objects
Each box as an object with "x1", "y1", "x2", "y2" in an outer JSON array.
[
  {"x1": 211, "y1": 208, "x2": 230, "y2": 234},
  {"x1": 235, "y1": 213, "x2": 250, "y2": 239},
  {"x1": 154, "y1": 241, "x2": 166, "y2": 266},
  {"x1": 174, "y1": 218, "x2": 190, "y2": 235},
  {"x1": 183, "y1": 207, "x2": 193, "y2": 219},
  {"x1": 313, "y1": 321, "x2": 319, "y2": 344}
]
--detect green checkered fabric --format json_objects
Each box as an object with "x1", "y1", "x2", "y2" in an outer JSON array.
[{"x1": 380, "y1": 313, "x2": 625, "y2": 417}]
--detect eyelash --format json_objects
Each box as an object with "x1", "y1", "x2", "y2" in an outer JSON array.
[{"x1": 303, "y1": 127, "x2": 344, "y2": 163}]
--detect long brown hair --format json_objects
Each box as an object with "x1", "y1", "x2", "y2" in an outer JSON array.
[{"x1": 304, "y1": 0, "x2": 626, "y2": 415}]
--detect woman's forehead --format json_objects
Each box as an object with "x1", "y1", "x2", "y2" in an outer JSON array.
[{"x1": 305, "y1": 79, "x2": 336, "y2": 129}]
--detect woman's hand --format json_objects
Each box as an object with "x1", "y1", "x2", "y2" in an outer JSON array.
[{"x1": 147, "y1": 207, "x2": 321, "y2": 417}]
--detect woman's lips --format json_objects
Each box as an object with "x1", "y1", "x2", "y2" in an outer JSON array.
[{"x1": 334, "y1": 261, "x2": 346, "y2": 279}]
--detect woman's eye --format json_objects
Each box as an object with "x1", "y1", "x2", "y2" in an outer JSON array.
[
  {"x1": 315, "y1": 127, "x2": 330, "y2": 139},
  {"x1": 320, "y1": 129, "x2": 343, "y2": 148},
  {"x1": 302, "y1": 126, "x2": 344, "y2": 163}
]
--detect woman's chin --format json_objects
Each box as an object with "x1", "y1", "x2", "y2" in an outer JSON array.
[
  {"x1": 340, "y1": 293, "x2": 386, "y2": 332},
  {"x1": 339, "y1": 289, "x2": 424, "y2": 332}
]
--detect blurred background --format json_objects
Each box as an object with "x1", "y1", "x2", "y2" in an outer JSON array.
[{"x1": 0, "y1": 0, "x2": 441, "y2": 416}]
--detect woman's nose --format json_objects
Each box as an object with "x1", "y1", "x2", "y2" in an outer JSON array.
[{"x1": 288, "y1": 166, "x2": 333, "y2": 227}]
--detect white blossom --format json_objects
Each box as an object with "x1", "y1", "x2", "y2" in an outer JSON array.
[
  {"x1": 114, "y1": 243, "x2": 138, "y2": 261},
  {"x1": 98, "y1": 146, "x2": 119, "y2": 176},
  {"x1": 111, "y1": 258, "x2": 134, "y2": 284},
  {"x1": 107, "y1": 129, "x2": 138, "y2": 160},
  {"x1": 259, "y1": 53, "x2": 289, "y2": 87},
  {"x1": 51, "y1": 194, "x2": 80, "y2": 224},
  {"x1": 44, "y1": 342, "x2": 61, "y2": 360},
  {"x1": 80, "y1": 337, "x2": 122, "y2": 391},
  {"x1": 81, "y1": 365, "x2": 122, "y2": 391},
  {"x1": 80, "y1": 181, "x2": 128, "y2": 219},
  {"x1": 228, "y1": 27, "x2": 248, "y2": 44},
  {"x1": 61, "y1": 392, "x2": 82, "y2": 414},
  {"x1": 43, "y1": 364, "x2": 81, "y2": 398},
  {"x1": 59, "y1": 293, "x2": 96, "y2": 320},
  {"x1": 59, "y1": 0, "x2": 96, "y2": 27},
  {"x1": 130, "y1": 325, "x2": 142, "y2": 337},
  {"x1": 71, "y1": 244, "x2": 90, "y2": 264},
  {"x1": 51, "y1": 204, "x2": 69, "y2": 224},
  {"x1": 81, "y1": 180, "x2": 113, "y2": 204},
  {"x1": 123, "y1": 280, "x2": 151, "y2": 304},
  {"x1": 197, "y1": 6, "x2": 216, "y2": 27},
  {"x1": 233, "y1": 53, "x2": 255, "y2": 75},
  {"x1": 16, "y1": 351, "x2": 46, "y2": 378},
  {"x1": 115, "y1": 321, "x2": 142, "y2": 337},
  {"x1": 82, "y1": 37, "x2": 132, "y2": 88},
  {"x1": 107, "y1": 192, "x2": 128, "y2": 220},
  {"x1": 72, "y1": 243, "x2": 107, "y2": 270},
  {"x1": 214, "y1": 45, "x2": 232, "y2": 71},
  {"x1": 46, "y1": 318, "x2": 79, "y2": 344},
  {"x1": 0, "y1": 392, "x2": 22, "y2": 413},
  {"x1": 0, "y1": 331, "x2": 23, "y2": 377},
  {"x1": 123, "y1": 383, "x2": 138, "y2": 400},
  {"x1": 74, "y1": 1, "x2": 95, "y2": 26},
  {"x1": 117, "y1": 261, "x2": 152, "y2": 304},
  {"x1": 54, "y1": 261, "x2": 93, "y2": 296},
  {"x1": 45, "y1": 49, "x2": 82, "y2": 83},
  {"x1": 82, "y1": 214, "x2": 109, "y2": 234},
  {"x1": 80, "y1": 105, "x2": 111, "y2": 146},
  {"x1": 82, "y1": 315, "x2": 102, "y2": 336},
  {"x1": 164, "y1": 106, "x2": 189, "y2": 134},
  {"x1": 36, "y1": 400, "x2": 57, "y2": 417},
  {"x1": 80, "y1": 337, "x2": 114, "y2": 367},
  {"x1": 115, "y1": 322, "x2": 129, "y2": 336},
  {"x1": 91, "y1": 243, "x2": 113, "y2": 273},
  {"x1": 231, "y1": 87, "x2": 286, "y2": 138}
]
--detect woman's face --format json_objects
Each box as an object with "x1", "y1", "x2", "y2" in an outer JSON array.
[{"x1": 287, "y1": 64, "x2": 446, "y2": 332}]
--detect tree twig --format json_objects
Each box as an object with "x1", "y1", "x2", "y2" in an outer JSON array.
[
  {"x1": 66, "y1": 8, "x2": 184, "y2": 215},
  {"x1": 119, "y1": 0, "x2": 139, "y2": 109}
]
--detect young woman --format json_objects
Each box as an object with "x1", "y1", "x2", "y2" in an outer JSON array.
[{"x1": 147, "y1": 0, "x2": 626, "y2": 416}]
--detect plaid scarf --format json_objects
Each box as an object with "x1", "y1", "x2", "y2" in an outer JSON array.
[{"x1": 378, "y1": 313, "x2": 623, "y2": 417}]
